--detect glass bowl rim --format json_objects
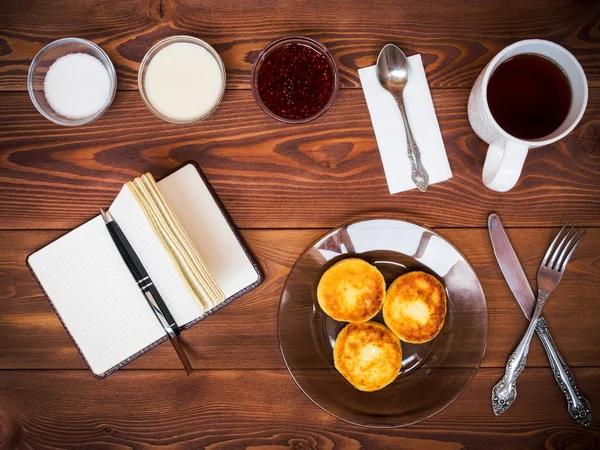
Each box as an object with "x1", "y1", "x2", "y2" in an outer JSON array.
[
  {"x1": 137, "y1": 35, "x2": 227, "y2": 124},
  {"x1": 277, "y1": 217, "x2": 489, "y2": 428},
  {"x1": 27, "y1": 37, "x2": 117, "y2": 127},
  {"x1": 250, "y1": 36, "x2": 340, "y2": 124}
]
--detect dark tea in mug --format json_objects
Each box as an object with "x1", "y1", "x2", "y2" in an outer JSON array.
[{"x1": 486, "y1": 54, "x2": 572, "y2": 140}]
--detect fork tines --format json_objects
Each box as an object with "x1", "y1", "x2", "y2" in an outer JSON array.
[{"x1": 542, "y1": 224, "x2": 587, "y2": 272}]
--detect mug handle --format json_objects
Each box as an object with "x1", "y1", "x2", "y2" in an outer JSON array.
[{"x1": 482, "y1": 141, "x2": 529, "y2": 192}]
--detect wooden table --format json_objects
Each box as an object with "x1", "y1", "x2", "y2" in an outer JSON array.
[{"x1": 1, "y1": 0, "x2": 599, "y2": 448}]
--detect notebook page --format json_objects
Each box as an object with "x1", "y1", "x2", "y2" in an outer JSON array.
[
  {"x1": 157, "y1": 164, "x2": 260, "y2": 298},
  {"x1": 109, "y1": 185, "x2": 204, "y2": 326},
  {"x1": 27, "y1": 216, "x2": 165, "y2": 376}
]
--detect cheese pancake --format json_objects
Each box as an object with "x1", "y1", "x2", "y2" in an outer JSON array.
[
  {"x1": 317, "y1": 258, "x2": 385, "y2": 322},
  {"x1": 383, "y1": 271, "x2": 446, "y2": 343},
  {"x1": 333, "y1": 322, "x2": 402, "y2": 391}
]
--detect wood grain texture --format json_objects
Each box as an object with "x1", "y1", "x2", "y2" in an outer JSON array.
[
  {"x1": 0, "y1": 0, "x2": 599, "y2": 90},
  {"x1": 0, "y1": 368, "x2": 598, "y2": 449},
  {"x1": 2, "y1": 228, "x2": 599, "y2": 370},
  {"x1": 2, "y1": 0, "x2": 600, "y2": 446},
  {"x1": 1, "y1": 89, "x2": 599, "y2": 230}
]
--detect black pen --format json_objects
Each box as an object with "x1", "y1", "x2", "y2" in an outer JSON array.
[{"x1": 100, "y1": 208, "x2": 193, "y2": 375}]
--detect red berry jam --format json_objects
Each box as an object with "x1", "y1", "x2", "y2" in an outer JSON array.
[{"x1": 257, "y1": 43, "x2": 335, "y2": 121}]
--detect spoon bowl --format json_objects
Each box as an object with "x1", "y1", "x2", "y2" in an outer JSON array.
[{"x1": 376, "y1": 44, "x2": 411, "y2": 94}]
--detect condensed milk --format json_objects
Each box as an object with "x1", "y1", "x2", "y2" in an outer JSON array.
[{"x1": 139, "y1": 37, "x2": 225, "y2": 123}]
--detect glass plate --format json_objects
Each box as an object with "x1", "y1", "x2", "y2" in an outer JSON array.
[{"x1": 278, "y1": 219, "x2": 488, "y2": 427}]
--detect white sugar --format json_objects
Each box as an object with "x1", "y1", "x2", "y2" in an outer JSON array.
[{"x1": 44, "y1": 53, "x2": 111, "y2": 119}]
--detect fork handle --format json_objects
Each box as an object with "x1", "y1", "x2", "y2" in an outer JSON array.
[
  {"x1": 492, "y1": 290, "x2": 548, "y2": 415},
  {"x1": 536, "y1": 317, "x2": 592, "y2": 426}
]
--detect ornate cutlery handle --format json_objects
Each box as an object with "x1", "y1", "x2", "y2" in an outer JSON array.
[
  {"x1": 492, "y1": 291, "x2": 548, "y2": 415},
  {"x1": 395, "y1": 96, "x2": 429, "y2": 192},
  {"x1": 536, "y1": 317, "x2": 592, "y2": 426}
]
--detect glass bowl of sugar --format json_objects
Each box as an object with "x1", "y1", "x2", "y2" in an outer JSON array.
[
  {"x1": 28, "y1": 37, "x2": 117, "y2": 126},
  {"x1": 138, "y1": 36, "x2": 226, "y2": 124}
]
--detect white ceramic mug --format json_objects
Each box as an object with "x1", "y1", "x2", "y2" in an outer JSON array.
[{"x1": 468, "y1": 39, "x2": 588, "y2": 192}]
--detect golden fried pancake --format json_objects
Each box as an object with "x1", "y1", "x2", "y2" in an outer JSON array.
[
  {"x1": 383, "y1": 271, "x2": 446, "y2": 343},
  {"x1": 333, "y1": 322, "x2": 402, "y2": 392},
  {"x1": 317, "y1": 258, "x2": 385, "y2": 322}
]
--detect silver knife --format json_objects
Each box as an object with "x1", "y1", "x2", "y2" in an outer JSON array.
[{"x1": 488, "y1": 213, "x2": 591, "y2": 426}]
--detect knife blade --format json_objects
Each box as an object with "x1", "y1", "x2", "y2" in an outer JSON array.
[{"x1": 488, "y1": 213, "x2": 535, "y2": 320}]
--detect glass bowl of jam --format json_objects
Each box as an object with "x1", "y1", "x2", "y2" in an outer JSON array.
[{"x1": 251, "y1": 36, "x2": 339, "y2": 124}]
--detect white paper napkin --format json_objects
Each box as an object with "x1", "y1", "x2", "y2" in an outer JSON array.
[{"x1": 359, "y1": 54, "x2": 452, "y2": 193}]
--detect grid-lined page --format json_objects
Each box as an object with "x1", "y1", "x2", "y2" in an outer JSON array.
[{"x1": 28, "y1": 216, "x2": 165, "y2": 376}]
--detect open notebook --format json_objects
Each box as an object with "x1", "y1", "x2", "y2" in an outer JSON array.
[{"x1": 27, "y1": 163, "x2": 262, "y2": 378}]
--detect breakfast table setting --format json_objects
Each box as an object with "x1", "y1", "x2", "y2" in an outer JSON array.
[{"x1": 1, "y1": 0, "x2": 600, "y2": 448}]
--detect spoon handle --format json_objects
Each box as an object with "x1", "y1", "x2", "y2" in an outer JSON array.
[{"x1": 396, "y1": 96, "x2": 429, "y2": 192}]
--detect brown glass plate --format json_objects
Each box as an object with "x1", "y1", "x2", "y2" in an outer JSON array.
[{"x1": 278, "y1": 219, "x2": 488, "y2": 427}]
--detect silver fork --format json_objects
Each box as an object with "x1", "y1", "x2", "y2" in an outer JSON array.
[{"x1": 492, "y1": 224, "x2": 587, "y2": 416}]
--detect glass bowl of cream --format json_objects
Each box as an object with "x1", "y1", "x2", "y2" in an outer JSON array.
[
  {"x1": 28, "y1": 37, "x2": 117, "y2": 126},
  {"x1": 138, "y1": 36, "x2": 226, "y2": 124}
]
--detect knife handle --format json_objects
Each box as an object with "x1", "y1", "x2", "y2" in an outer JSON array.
[{"x1": 536, "y1": 317, "x2": 592, "y2": 426}]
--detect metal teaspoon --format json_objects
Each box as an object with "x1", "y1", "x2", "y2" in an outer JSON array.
[{"x1": 376, "y1": 44, "x2": 429, "y2": 192}]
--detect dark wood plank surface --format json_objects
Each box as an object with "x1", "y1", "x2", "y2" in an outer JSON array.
[
  {"x1": 1, "y1": 0, "x2": 600, "y2": 447},
  {"x1": 1, "y1": 0, "x2": 599, "y2": 91},
  {"x1": 0, "y1": 369, "x2": 599, "y2": 449},
  {"x1": 1, "y1": 89, "x2": 599, "y2": 230}
]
